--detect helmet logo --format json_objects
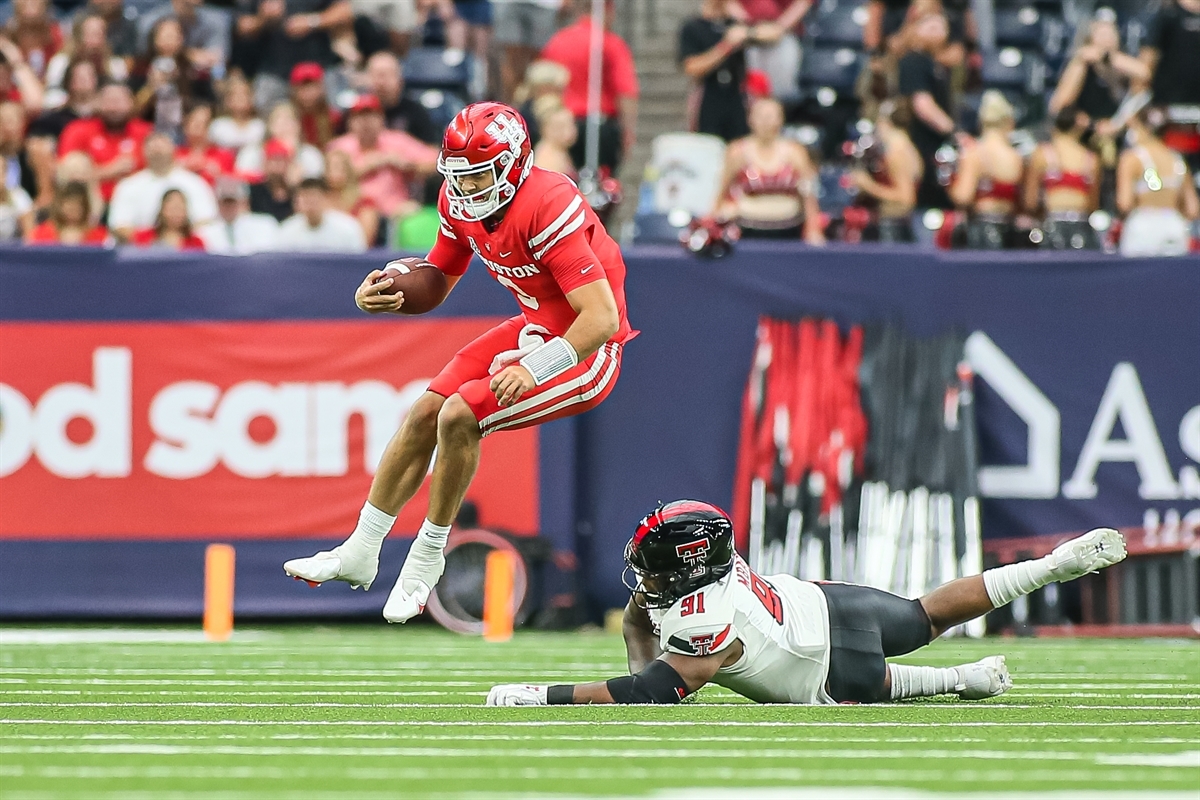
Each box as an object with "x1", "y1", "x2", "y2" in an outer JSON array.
[
  {"x1": 485, "y1": 113, "x2": 527, "y2": 154},
  {"x1": 675, "y1": 538, "x2": 710, "y2": 572}
]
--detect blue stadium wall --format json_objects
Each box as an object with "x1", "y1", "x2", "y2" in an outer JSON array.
[{"x1": 1, "y1": 243, "x2": 1197, "y2": 618}]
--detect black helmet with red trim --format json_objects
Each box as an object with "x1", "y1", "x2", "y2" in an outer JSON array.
[{"x1": 623, "y1": 500, "x2": 735, "y2": 609}]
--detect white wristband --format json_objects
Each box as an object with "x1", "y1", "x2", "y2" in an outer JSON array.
[{"x1": 519, "y1": 336, "x2": 578, "y2": 385}]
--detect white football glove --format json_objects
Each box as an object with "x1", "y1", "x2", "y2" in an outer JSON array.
[{"x1": 485, "y1": 684, "x2": 549, "y2": 706}]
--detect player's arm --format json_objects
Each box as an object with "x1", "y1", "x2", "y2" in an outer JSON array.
[
  {"x1": 623, "y1": 595, "x2": 662, "y2": 674},
  {"x1": 357, "y1": 212, "x2": 471, "y2": 314},
  {"x1": 485, "y1": 644, "x2": 742, "y2": 706},
  {"x1": 490, "y1": 194, "x2": 621, "y2": 406},
  {"x1": 490, "y1": 273, "x2": 618, "y2": 406}
]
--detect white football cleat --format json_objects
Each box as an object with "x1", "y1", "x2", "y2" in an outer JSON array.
[
  {"x1": 955, "y1": 655, "x2": 1013, "y2": 700},
  {"x1": 382, "y1": 578, "x2": 432, "y2": 623},
  {"x1": 283, "y1": 544, "x2": 378, "y2": 591},
  {"x1": 381, "y1": 541, "x2": 445, "y2": 623},
  {"x1": 1047, "y1": 527, "x2": 1127, "y2": 582}
]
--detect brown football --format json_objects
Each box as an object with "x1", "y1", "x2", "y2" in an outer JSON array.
[{"x1": 376, "y1": 258, "x2": 449, "y2": 315}]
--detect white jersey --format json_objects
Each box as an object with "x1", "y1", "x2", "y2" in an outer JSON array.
[{"x1": 648, "y1": 555, "x2": 835, "y2": 704}]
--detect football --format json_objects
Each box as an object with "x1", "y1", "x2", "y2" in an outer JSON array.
[{"x1": 376, "y1": 258, "x2": 449, "y2": 315}]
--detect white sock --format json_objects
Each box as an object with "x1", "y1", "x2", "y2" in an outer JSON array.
[
  {"x1": 343, "y1": 502, "x2": 395, "y2": 552},
  {"x1": 889, "y1": 664, "x2": 962, "y2": 700},
  {"x1": 413, "y1": 518, "x2": 451, "y2": 552},
  {"x1": 982, "y1": 556, "x2": 1054, "y2": 608}
]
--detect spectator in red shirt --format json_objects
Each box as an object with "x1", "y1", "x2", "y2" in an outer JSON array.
[
  {"x1": 58, "y1": 81, "x2": 153, "y2": 201},
  {"x1": 539, "y1": 0, "x2": 638, "y2": 171},
  {"x1": 738, "y1": 0, "x2": 809, "y2": 100},
  {"x1": 0, "y1": 34, "x2": 47, "y2": 114},
  {"x1": 176, "y1": 103, "x2": 236, "y2": 185},
  {"x1": 26, "y1": 181, "x2": 110, "y2": 245},
  {"x1": 130, "y1": 187, "x2": 206, "y2": 249},
  {"x1": 4, "y1": 0, "x2": 63, "y2": 81},
  {"x1": 326, "y1": 93, "x2": 438, "y2": 220},
  {"x1": 290, "y1": 61, "x2": 342, "y2": 149}
]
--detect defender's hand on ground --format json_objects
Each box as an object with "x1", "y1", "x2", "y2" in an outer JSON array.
[
  {"x1": 355, "y1": 270, "x2": 404, "y2": 314},
  {"x1": 486, "y1": 684, "x2": 548, "y2": 706},
  {"x1": 490, "y1": 365, "x2": 535, "y2": 406}
]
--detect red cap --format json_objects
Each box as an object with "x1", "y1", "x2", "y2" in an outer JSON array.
[
  {"x1": 349, "y1": 94, "x2": 383, "y2": 115},
  {"x1": 262, "y1": 138, "x2": 293, "y2": 160},
  {"x1": 290, "y1": 62, "x2": 325, "y2": 85},
  {"x1": 744, "y1": 69, "x2": 772, "y2": 99}
]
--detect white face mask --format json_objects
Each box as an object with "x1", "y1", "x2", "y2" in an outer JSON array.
[{"x1": 439, "y1": 150, "x2": 525, "y2": 221}]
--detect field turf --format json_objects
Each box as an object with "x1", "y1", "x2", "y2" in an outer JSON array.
[{"x1": 0, "y1": 626, "x2": 1197, "y2": 799}]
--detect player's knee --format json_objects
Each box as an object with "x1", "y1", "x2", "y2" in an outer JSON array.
[
  {"x1": 437, "y1": 394, "x2": 481, "y2": 442},
  {"x1": 403, "y1": 392, "x2": 445, "y2": 438}
]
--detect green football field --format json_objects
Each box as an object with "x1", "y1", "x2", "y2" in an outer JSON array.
[{"x1": 1, "y1": 626, "x2": 1197, "y2": 799}]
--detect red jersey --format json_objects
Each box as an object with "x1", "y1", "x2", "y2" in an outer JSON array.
[
  {"x1": 27, "y1": 222, "x2": 110, "y2": 245},
  {"x1": 58, "y1": 117, "x2": 154, "y2": 200},
  {"x1": 130, "y1": 229, "x2": 207, "y2": 250},
  {"x1": 176, "y1": 144, "x2": 237, "y2": 185},
  {"x1": 428, "y1": 167, "x2": 634, "y2": 344}
]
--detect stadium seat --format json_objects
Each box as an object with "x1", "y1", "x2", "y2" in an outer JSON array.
[
  {"x1": 994, "y1": 7, "x2": 1041, "y2": 49},
  {"x1": 817, "y1": 164, "x2": 855, "y2": 216},
  {"x1": 631, "y1": 212, "x2": 686, "y2": 245},
  {"x1": 980, "y1": 48, "x2": 1046, "y2": 94},
  {"x1": 799, "y1": 47, "x2": 865, "y2": 101},
  {"x1": 805, "y1": 0, "x2": 868, "y2": 48},
  {"x1": 1123, "y1": 11, "x2": 1158, "y2": 55},
  {"x1": 415, "y1": 89, "x2": 465, "y2": 132},
  {"x1": 402, "y1": 47, "x2": 472, "y2": 94},
  {"x1": 123, "y1": 0, "x2": 160, "y2": 19},
  {"x1": 645, "y1": 132, "x2": 726, "y2": 217}
]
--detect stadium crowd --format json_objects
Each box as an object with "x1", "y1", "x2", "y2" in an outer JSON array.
[
  {"x1": 0, "y1": 0, "x2": 1196, "y2": 254},
  {"x1": 0, "y1": 0, "x2": 636, "y2": 251},
  {"x1": 677, "y1": 0, "x2": 1200, "y2": 252}
]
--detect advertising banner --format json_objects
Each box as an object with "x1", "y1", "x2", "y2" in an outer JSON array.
[{"x1": 0, "y1": 320, "x2": 538, "y2": 538}]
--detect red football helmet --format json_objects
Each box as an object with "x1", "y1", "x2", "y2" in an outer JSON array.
[{"x1": 439, "y1": 102, "x2": 533, "y2": 222}]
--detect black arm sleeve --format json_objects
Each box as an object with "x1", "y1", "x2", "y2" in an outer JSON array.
[{"x1": 605, "y1": 660, "x2": 691, "y2": 704}]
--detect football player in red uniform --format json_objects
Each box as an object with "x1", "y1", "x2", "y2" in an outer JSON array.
[{"x1": 285, "y1": 102, "x2": 635, "y2": 622}]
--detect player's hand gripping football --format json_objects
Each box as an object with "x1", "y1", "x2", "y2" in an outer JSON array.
[
  {"x1": 490, "y1": 365, "x2": 535, "y2": 407},
  {"x1": 355, "y1": 270, "x2": 403, "y2": 314}
]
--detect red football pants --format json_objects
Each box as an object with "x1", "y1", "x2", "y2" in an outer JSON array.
[{"x1": 427, "y1": 316, "x2": 623, "y2": 436}]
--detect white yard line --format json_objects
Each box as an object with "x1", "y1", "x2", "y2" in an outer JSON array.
[
  {"x1": 2, "y1": 719, "x2": 1196, "y2": 728},
  {"x1": 2, "y1": 744, "x2": 1198, "y2": 766},
  {"x1": 0, "y1": 630, "x2": 268, "y2": 645},
  {"x1": 1, "y1": 701, "x2": 1194, "y2": 711},
  {"x1": 4, "y1": 733, "x2": 1195, "y2": 746}
]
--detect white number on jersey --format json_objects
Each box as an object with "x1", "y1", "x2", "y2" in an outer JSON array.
[{"x1": 494, "y1": 274, "x2": 540, "y2": 310}]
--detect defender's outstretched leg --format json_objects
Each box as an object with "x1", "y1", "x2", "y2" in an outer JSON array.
[
  {"x1": 886, "y1": 528, "x2": 1126, "y2": 702},
  {"x1": 920, "y1": 527, "x2": 1127, "y2": 638}
]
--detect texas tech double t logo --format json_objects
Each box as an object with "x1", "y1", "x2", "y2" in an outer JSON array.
[{"x1": 675, "y1": 538, "x2": 710, "y2": 571}]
